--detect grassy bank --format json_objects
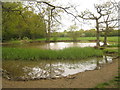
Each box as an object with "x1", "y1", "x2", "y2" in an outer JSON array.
[
  {"x1": 103, "y1": 48, "x2": 118, "y2": 53},
  {"x1": 95, "y1": 75, "x2": 120, "y2": 88},
  {"x1": 2, "y1": 47, "x2": 103, "y2": 60}
]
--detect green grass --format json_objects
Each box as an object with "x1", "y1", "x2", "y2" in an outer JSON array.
[
  {"x1": 50, "y1": 36, "x2": 118, "y2": 42},
  {"x1": 107, "y1": 43, "x2": 120, "y2": 47},
  {"x1": 103, "y1": 48, "x2": 118, "y2": 54},
  {"x1": 2, "y1": 47, "x2": 103, "y2": 60},
  {"x1": 95, "y1": 76, "x2": 120, "y2": 88},
  {"x1": 51, "y1": 36, "x2": 118, "y2": 42},
  {"x1": 7, "y1": 40, "x2": 22, "y2": 44},
  {"x1": 31, "y1": 38, "x2": 46, "y2": 41},
  {"x1": 106, "y1": 37, "x2": 118, "y2": 42}
]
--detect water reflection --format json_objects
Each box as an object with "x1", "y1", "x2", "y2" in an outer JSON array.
[
  {"x1": 3, "y1": 56, "x2": 113, "y2": 80},
  {"x1": 3, "y1": 42, "x2": 106, "y2": 50}
]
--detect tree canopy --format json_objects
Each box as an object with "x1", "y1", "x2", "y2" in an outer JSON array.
[{"x1": 2, "y1": 2, "x2": 46, "y2": 41}]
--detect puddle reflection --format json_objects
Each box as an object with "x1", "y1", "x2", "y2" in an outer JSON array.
[{"x1": 3, "y1": 56, "x2": 113, "y2": 80}]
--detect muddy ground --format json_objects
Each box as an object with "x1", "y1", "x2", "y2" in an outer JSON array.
[{"x1": 2, "y1": 59, "x2": 118, "y2": 88}]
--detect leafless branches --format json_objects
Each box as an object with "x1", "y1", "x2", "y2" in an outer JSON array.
[
  {"x1": 78, "y1": 1, "x2": 118, "y2": 47},
  {"x1": 36, "y1": 1, "x2": 80, "y2": 23}
]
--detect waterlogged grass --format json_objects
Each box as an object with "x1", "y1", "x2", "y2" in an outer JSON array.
[{"x1": 2, "y1": 47, "x2": 103, "y2": 60}]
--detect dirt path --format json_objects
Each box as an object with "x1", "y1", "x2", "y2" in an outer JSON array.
[{"x1": 2, "y1": 59, "x2": 118, "y2": 88}]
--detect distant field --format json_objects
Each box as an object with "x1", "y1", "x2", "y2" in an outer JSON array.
[{"x1": 36, "y1": 37, "x2": 119, "y2": 42}]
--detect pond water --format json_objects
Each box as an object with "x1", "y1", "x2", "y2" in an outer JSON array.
[
  {"x1": 3, "y1": 42, "x2": 112, "y2": 80},
  {"x1": 3, "y1": 42, "x2": 105, "y2": 50},
  {"x1": 3, "y1": 56, "x2": 113, "y2": 81}
]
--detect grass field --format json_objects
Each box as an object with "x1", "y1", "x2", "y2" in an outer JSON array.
[
  {"x1": 35, "y1": 36, "x2": 118, "y2": 42},
  {"x1": 2, "y1": 47, "x2": 103, "y2": 60}
]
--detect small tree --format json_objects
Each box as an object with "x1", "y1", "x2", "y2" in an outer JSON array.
[{"x1": 68, "y1": 25, "x2": 79, "y2": 41}]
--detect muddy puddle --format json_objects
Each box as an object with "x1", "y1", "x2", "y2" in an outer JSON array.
[{"x1": 2, "y1": 56, "x2": 113, "y2": 81}]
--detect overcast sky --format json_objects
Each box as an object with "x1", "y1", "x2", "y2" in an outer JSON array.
[{"x1": 50, "y1": 0, "x2": 119, "y2": 32}]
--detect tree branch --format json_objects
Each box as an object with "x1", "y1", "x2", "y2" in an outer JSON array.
[{"x1": 37, "y1": 1, "x2": 81, "y2": 22}]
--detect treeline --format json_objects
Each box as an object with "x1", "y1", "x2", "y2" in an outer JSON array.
[{"x1": 2, "y1": 2, "x2": 46, "y2": 41}]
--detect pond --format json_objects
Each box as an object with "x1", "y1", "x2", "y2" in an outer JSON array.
[
  {"x1": 3, "y1": 42, "x2": 105, "y2": 50},
  {"x1": 2, "y1": 56, "x2": 113, "y2": 81},
  {"x1": 2, "y1": 42, "x2": 112, "y2": 81}
]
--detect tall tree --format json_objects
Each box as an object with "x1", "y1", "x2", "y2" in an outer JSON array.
[
  {"x1": 99, "y1": 1, "x2": 118, "y2": 46},
  {"x1": 78, "y1": 3, "x2": 111, "y2": 47},
  {"x1": 2, "y1": 2, "x2": 24, "y2": 40}
]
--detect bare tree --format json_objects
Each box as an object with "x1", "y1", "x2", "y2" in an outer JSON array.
[
  {"x1": 99, "y1": 1, "x2": 118, "y2": 46},
  {"x1": 78, "y1": 2, "x2": 115, "y2": 47}
]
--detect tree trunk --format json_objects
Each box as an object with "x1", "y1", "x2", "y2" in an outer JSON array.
[
  {"x1": 103, "y1": 23, "x2": 108, "y2": 46},
  {"x1": 96, "y1": 19, "x2": 100, "y2": 47},
  {"x1": 103, "y1": 30, "x2": 107, "y2": 46},
  {"x1": 46, "y1": 19, "x2": 51, "y2": 42}
]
